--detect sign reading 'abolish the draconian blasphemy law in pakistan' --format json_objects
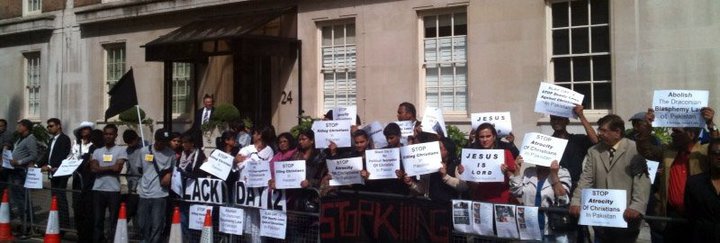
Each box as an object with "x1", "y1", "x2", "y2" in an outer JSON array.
[{"x1": 652, "y1": 90, "x2": 708, "y2": 127}]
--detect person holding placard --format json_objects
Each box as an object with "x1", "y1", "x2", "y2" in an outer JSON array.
[
  {"x1": 361, "y1": 123, "x2": 411, "y2": 195},
  {"x1": 510, "y1": 157, "x2": 573, "y2": 242},
  {"x1": 320, "y1": 130, "x2": 372, "y2": 196},
  {"x1": 0, "y1": 119, "x2": 11, "y2": 196},
  {"x1": 37, "y1": 118, "x2": 72, "y2": 234},
  {"x1": 459, "y1": 123, "x2": 516, "y2": 203},
  {"x1": 684, "y1": 137, "x2": 720, "y2": 242},
  {"x1": 427, "y1": 138, "x2": 461, "y2": 204},
  {"x1": 269, "y1": 132, "x2": 299, "y2": 178},
  {"x1": 548, "y1": 105, "x2": 598, "y2": 190},
  {"x1": 569, "y1": 115, "x2": 650, "y2": 243},
  {"x1": 89, "y1": 124, "x2": 128, "y2": 243},
  {"x1": 634, "y1": 106, "x2": 717, "y2": 242},
  {"x1": 9, "y1": 119, "x2": 38, "y2": 236},
  {"x1": 397, "y1": 102, "x2": 420, "y2": 127},
  {"x1": 235, "y1": 125, "x2": 275, "y2": 177}
]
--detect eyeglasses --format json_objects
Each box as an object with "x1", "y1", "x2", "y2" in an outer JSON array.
[{"x1": 46, "y1": 125, "x2": 55, "y2": 128}]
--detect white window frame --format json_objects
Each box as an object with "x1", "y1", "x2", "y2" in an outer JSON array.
[
  {"x1": 318, "y1": 20, "x2": 357, "y2": 114},
  {"x1": 419, "y1": 9, "x2": 468, "y2": 116},
  {"x1": 103, "y1": 43, "x2": 126, "y2": 111},
  {"x1": 547, "y1": 0, "x2": 612, "y2": 113},
  {"x1": 23, "y1": 52, "x2": 41, "y2": 118},
  {"x1": 23, "y1": 0, "x2": 42, "y2": 16},
  {"x1": 172, "y1": 62, "x2": 193, "y2": 116}
]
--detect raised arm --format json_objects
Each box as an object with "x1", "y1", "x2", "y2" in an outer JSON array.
[{"x1": 575, "y1": 105, "x2": 599, "y2": 144}]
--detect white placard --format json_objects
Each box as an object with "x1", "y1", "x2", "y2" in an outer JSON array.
[
  {"x1": 534, "y1": 82, "x2": 584, "y2": 118},
  {"x1": 519, "y1": 133, "x2": 569, "y2": 167},
  {"x1": 471, "y1": 112, "x2": 513, "y2": 136},
  {"x1": 312, "y1": 120, "x2": 352, "y2": 149},
  {"x1": 579, "y1": 189, "x2": 627, "y2": 228},
  {"x1": 394, "y1": 120, "x2": 416, "y2": 138},
  {"x1": 421, "y1": 107, "x2": 448, "y2": 137},
  {"x1": 235, "y1": 181, "x2": 287, "y2": 211},
  {"x1": 189, "y1": 205, "x2": 213, "y2": 230},
  {"x1": 460, "y1": 149, "x2": 505, "y2": 183},
  {"x1": 244, "y1": 160, "x2": 271, "y2": 188},
  {"x1": 400, "y1": 142, "x2": 443, "y2": 176},
  {"x1": 474, "y1": 202, "x2": 495, "y2": 236},
  {"x1": 273, "y1": 160, "x2": 306, "y2": 189},
  {"x1": 52, "y1": 159, "x2": 83, "y2": 177},
  {"x1": 171, "y1": 168, "x2": 183, "y2": 196},
  {"x1": 516, "y1": 206, "x2": 542, "y2": 241},
  {"x1": 652, "y1": 90, "x2": 709, "y2": 127},
  {"x1": 332, "y1": 105, "x2": 357, "y2": 122},
  {"x1": 24, "y1": 167, "x2": 42, "y2": 189},
  {"x1": 260, "y1": 209, "x2": 287, "y2": 239},
  {"x1": 452, "y1": 200, "x2": 473, "y2": 233},
  {"x1": 365, "y1": 148, "x2": 401, "y2": 180},
  {"x1": 219, "y1": 206, "x2": 244, "y2": 235},
  {"x1": 647, "y1": 160, "x2": 660, "y2": 184},
  {"x1": 1, "y1": 149, "x2": 12, "y2": 169},
  {"x1": 183, "y1": 178, "x2": 227, "y2": 204},
  {"x1": 327, "y1": 157, "x2": 364, "y2": 186},
  {"x1": 494, "y1": 204, "x2": 519, "y2": 239},
  {"x1": 200, "y1": 150, "x2": 235, "y2": 181},
  {"x1": 363, "y1": 121, "x2": 388, "y2": 149}
]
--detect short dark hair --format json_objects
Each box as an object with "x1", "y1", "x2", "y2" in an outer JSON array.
[
  {"x1": 251, "y1": 125, "x2": 275, "y2": 144},
  {"x1": 0, "y1": 119, "x2": 6, "y2": 126},
  {"x1": 203, "y1": 94, "x2": 213, "y2": 100},
  {"x1": 277, "y1": 132, "x2": 297, "y2": 150},
  {"x1": 221, "y1": 131, "x2": 237, "y2": 141},
  {"x1": 352, "y1": 129, "x2": 369, "y2": 139},
  {"x1": 476, "y1": 123, "x2": 498, "y2": 138},
  {"x1": 122, "y1": 129, "x2": 139, "y2": 143},
  {"x1": 597, "y1": 114, "x2": 625, "y2": 132},
  {"x1": 298, "y1": 129, "x2": 315, "y2": 141},
  {"x1": 180, "y1": 132, "x2": 196, "y2": 144},
  {"x1": 18, "y1": 119, "x2": 33, "y2": 130},
  {"x1": 399, "y1": 102, "x2": 417, "y2": 118},
  {"x1": 47, "y1": 118, "x2": 61, "y2": 126},
  {"x1": 103, "y1": 124, "x2": 118, "y2": 134},
  {"x1": 416, "y1": 132, "x2": 439, "y2": 143},
  {"x1": 383, "y1": 123, "x2": 401, "y2": 137}
]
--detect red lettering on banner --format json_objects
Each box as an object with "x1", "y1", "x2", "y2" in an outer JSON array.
[{"x1": 374, "y1": 203, "x2": 398, "y2": 238}]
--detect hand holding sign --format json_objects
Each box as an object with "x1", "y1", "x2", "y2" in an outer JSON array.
[
  {"x1": 652, "y1": 90, "x2": 709, "y2": 127},
  {"x1": 200, "y1": 150, "x2": 235, "y2": 181}
]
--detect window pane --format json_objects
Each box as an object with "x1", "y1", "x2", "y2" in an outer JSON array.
[
  {"x1": 453, "y1": 36, "x2": 466, "y2": 61},
  {"x1": 439, "y1": 37, "x2": 452, "y2": 62},
  {"x1": 424, "y1": 39, "x2": 437, "y2": 63},
  {"x1": 554, "y1": 58, "x2": 571, "y2": 82},
  {"x1": 552, "y1": 2, "x2": 569, "y2": 28},
  {"x1": 594, "y1": 82, "x2": 612, "y2": 109},
  {"x1": 455, "y1": 66, "x2": 467, "y2": 87},
  {"x1": 571, "y1": 0, "x2": 589, "y2": 26},
  {"x1": 571, "y1": 28, "x2": 589, "y2": 54},
  {"x1": 333, "y1": 25, "x2": 344, "y2": 45},
  {"x1": 322, "y1": 26, "x2": 332, "y2": 46},
  {"x1": 438, "y1": 14, "x2": 452, "y2": 37},
  {"x1": 591, "y1": 0, "x2": 609, "y2": 24},
  {"x1": 426, "y1": 67, "x2": 439, "y2": 87},
  {"x1": 573, "y1": 57, "x2": 591, "y2": 81},
  {"x1": 346, "y1": 24, "x2": 356, "y2": 45},
  {"x1": 424, "y1": 16, "x2": 436, "y2": 38},
  {"x1": 593, "y1": 55, "x2": 611, "y2": 81},
  {"x1": 454, "y1": 12, "x2": 467, "y2": 35},
  {"x1": 426, "y1": 87, "x2": 439, "y2": 107},
  {"x1": 552, "y1": 29, "x2": 569, "y2": 55},
  {"x1": 591, "y1": 26, "x2": 609, "y2": 52},
  {"x1": 574, "y1": 83, "x2": 591, "y2": 108},
  {"x1": 440, "y1": 88, "x2": 454, "y2": 110},
  {"x1": 440, "y1": 66, "x2": 453, "y2": 87}
]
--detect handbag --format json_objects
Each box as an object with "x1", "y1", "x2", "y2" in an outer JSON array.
[{"x1": 546, "y1": 201, "x2": 577, "y2": 232}]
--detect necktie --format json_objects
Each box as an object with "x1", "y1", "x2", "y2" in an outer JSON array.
[
  {"x1": 608, "y1": 148, "x2": 616, "y2": 163},
  {"x1": 202, "y1": 109, "x2": 210, "y2": 124}
]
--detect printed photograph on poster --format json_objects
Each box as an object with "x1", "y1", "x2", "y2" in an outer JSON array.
[
  {"x1": 474, "y1": 202, "x2": 495, "y2": 236},
  {"x1": 452, "y1": 200, "x2": 470, "y2": 225},
  {"x1": 516, "y1": 206, "x2": 542, "y2": 240},
  {"x1": 494, "y1": 204, "x2": 519, "y2": 239}
]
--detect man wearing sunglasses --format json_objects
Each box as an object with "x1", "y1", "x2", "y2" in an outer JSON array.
[{"x1": 38, "y1": 118, "x2": 71, "y2": 234}]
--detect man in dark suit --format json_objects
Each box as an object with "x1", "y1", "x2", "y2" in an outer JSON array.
[
  {"x1": 39, "y1": 118, "x2": 71, "y2": 231},
  {"x1": 193, "y1": 95, "x2": 215, "y2": 130}
]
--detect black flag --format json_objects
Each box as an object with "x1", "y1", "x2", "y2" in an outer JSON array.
[{"x1": 104, "y1": 68, "x2": 138, "y2": 120}]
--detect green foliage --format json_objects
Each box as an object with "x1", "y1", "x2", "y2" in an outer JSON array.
[
  {"x1": 202, "y1": 103, "x2": 240, "y2": 132},
  {"x1": 653, "y1": 127, "x2": 671, "y2": 145},
  {"x1": 31, "y1": 124, "x2": 50, "y2": 145},
  {"x1": 446, "y1": 125, "x2": 468, "y2": 157},
  {"x1": 117, "y1": 107, "x2": 154, "y2": 134},
  {"x1": 290, "y1": 116, "x2": 316, "y2": 139}
]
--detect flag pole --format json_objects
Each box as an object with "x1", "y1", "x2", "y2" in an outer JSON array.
[{"x1": 136, "y1": 105, "x2": 146, "y2": 147}]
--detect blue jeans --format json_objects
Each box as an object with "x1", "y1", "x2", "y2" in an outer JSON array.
[
  {"x1": 93, "y1": 191, "x2": 120, "y2": 243},
  {"x1": 9, "y1": 169, "x2": 31, "y2": 225},
  {"x1": 137, "y1": 197, "x2": 167, "y2": 243}
]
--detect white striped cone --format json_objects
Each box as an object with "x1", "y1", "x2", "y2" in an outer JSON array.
[
  {"x1": 168, "y1": 206, "x2": 183, "y2": 243},
  {"x1": 0, "y1": 189, "x2": 11, "y2": 241},
  {"x1": 113, "y1": 203, "x2": 128, "y2": 243},
  {"x1": 199, "y1": 209, "x2": 213, "y2": 243},
  {"x1": 43, "y1": 196, "x2": 61, "y2": 243}
]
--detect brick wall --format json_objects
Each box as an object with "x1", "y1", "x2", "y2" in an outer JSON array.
[
  {"x1": 0, "y1": 0, "x2": 22, "y2": 20},
  {"x1": 75, "y1": 0, "x2": 102, "y2": 8},
  {"x1": 43, "y1": 0, "x2": 66, "y2": 12}
]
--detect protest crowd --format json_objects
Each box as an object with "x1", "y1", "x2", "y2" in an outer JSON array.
[{"x1": 0, "y1": 88, "x2": 718, "y2": 243}]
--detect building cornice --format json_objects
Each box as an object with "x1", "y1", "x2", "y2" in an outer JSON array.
[
  {"x1": 0, "y1": 14, "x2": 55, "y2": 37},
  {"x1": 74, "y1": 0, "x2": 252, "y2": 25}
]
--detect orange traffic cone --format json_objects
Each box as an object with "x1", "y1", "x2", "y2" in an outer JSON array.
[
  {"x1": 43, "y1": 196, "x2": 61, "y2": 243},
  {"x1": 199, "y1": 209, "x2": 213, "y2": 243},
  {"x1": 0, "y1": 189, "x2": 12, "y2": 242},
  {"x1": 168, "y1": 206, "x2": 183, "y2": 243},
  {"x1": 113, "y1": 202, "x2": 128, "y2": 243}
]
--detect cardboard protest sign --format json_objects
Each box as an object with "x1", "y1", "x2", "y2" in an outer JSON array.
[
  {"x1": 363, "y1": 121, "x2": 388, "y2": 149},
  {"x1": 519, "y1": 133, "x2": 568, "y2": 167},
  {"x1": 365, "y1": 148, "x2": 401, "y2": 180},
  {"x1": 327, "y1": 157, "x2": 364, "y2": 186},
  {"x1": 534, "y1": 82, "x2": 584, "y2": 118},
  {"x1": 332, "y1": 106, "x2": 357, "y2": 122},
  {"x1": 24, "y1": 167, "x2": 43, "y2": 189},
  {"x1": 516, "y1": 206, "x2": 542, "y2": 240},
  {"x1": 244, "y1": 160, "x2": 271, "y2": 188},
  {"x1": 421, "y1": 107, "x2": 448, "y2": 137},
  {"x1": 312, "y1": 120, "x2": 352, "y2": 148},
  {"x1": 400, "y1": 142, "x2": 443, "y2": 176},
  {"x1": 52, "y1": 159, "x2": 83, "y2": 177},
  {"x1": 652, "y1": 90, "x2": 708, "y2": 127},
  {"x1": 471, "y1": 112, "x2": 512, "y2": 136},
  {"x1": 260, "y1": 209, "x2": 287, "y2": 239},
  {"x1": 200, "y1": 150, "x2": 235, "y2": 181},
  {"x1": 219, "y1": 206, "x2": 244, "y2": 235},
  {"x1": 579, "y1": 189, "x2": 627, "y2": 228},
  {"x1": 189, "y1": 205, "x2": 213, "y2": 230},
  {"x1": 494, "y1": 204, "x2": 519, "y2": 239},
  {"x1": 460, "y1": 149, "x2": 505, "y2": 183},
  {"x1": 272, "y1": 160, "x2": 306, "y2": 189}
]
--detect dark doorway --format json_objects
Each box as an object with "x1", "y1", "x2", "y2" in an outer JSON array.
[{"x1": 234, "y1": 55, "x2": 272, "y2": 126}]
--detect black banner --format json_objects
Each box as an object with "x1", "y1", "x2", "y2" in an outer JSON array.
[{"x1": 320, "y1": 191, "x2": 451, "y2": 242}]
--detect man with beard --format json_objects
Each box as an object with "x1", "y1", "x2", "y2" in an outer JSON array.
[
  {"x1": 684, "y1": 137, "x2": 720, "y2": 242},
  {"x1": 635, "y1": 107, "x2": 717, "y2": 242}
]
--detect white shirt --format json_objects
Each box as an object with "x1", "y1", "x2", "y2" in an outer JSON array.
[
  {"x1": 202, "y1": 108, "x2": 212, "y2": 124},
  {"x1": 48, "y1": 134, "x2": 60, "y2": 161}
]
